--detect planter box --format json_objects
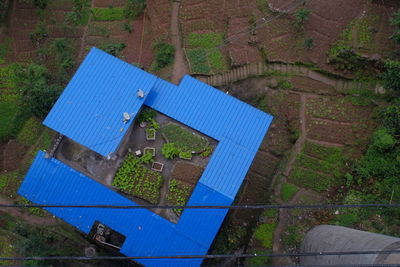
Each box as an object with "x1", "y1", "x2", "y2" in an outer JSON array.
[
  {"x1": 144, "y1": 147, "x2": 155, "y2": 156},
  {"x1": 179, "y1": 151, "x2": 192, "y2": 160},
  {"x1": 146, "y1": 128, "x2": 156, "y2": 140},
  {"x1": 151, "y1": 162, "x2": 164, "y2": 172}
]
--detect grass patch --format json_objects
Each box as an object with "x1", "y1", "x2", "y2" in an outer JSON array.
[
  {"x1": 295, "y1": 152, "x2": 343, "y2": 178},
  {"x1": 345, "y1": 88, "x2": 377, "y2": 106},
  {"x1": 162, "y1": 123, "x2": 209, "y2": 153},
  {"x1": 289, "y1": 167, "x2": 336, "y2": 193},
  {"x1": 166, "y1": 179, "x2": 192, "y2": 216},
  {"x1": 0, "y1": 171, "x2": 21, "y2": 198},
  {"x1": 17, "y1": 117, "x2": 44, "y2": 146},
  {"x1": 0, "y1": 96, "x2": 19, "y2": 141},
  {"x1": 281, "y1": 183, "x2": 299, "y2": 202},
  {"x1": 209, "y1": 50, "x2": 225, "y2": 72},
  {"x1": 112, "y1": 153, "x2": 162, "y2": 204},
  {"x1": 254, "y1": 223, "x2": 276, "y2": 249},
  {"x1": 0, "y1": 230, "x2": 19, "y2": 266},
  {"x1": 187, "y1": 48, "x2": 210, "y2": 74},
  {"x1": 187, "y1": 32, "x2": 223, "y2": 49},
  {"x1": 186, "y1": 32, "x2": 226, "y2": 74},
  {"x1": 92, "y1": 7, "x2": 124, "y2": 21}
]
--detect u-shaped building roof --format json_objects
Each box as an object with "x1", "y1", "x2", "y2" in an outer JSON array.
[{"x1": 18, "y1": 48, "x2": 273, "y2": 266}]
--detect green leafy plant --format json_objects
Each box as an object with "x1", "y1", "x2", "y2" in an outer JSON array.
[
  {"x1": 304, "y1": 37, "x2": 313, "y2": 49},
  {"x1": 201, "y1": 146, "x2": 213, "y2": 158},
  {"x1": 137, "y1": 108, "x2": 156, "y2": 123},
  {"x1": 139, "y1": 152, "x2": 153, "y2": 164},
  {"x1": 123, "y1": 0, "x2": 145, "y2": 20},
  {"x1": 294, "y1": 8, "x2": 310, "y2": 29},
  {"x1": 123, "y1": 22, "x2": 132, "y2": 33},
  {"x1": 390, "y1": 9, "x2": 400, "y2": 44},
  {"x1": 148, "y1": 118, "x2": 159, "y2": 131},
  {"x1": 112, "y1": 153, "x2": 162, "y2": 204},
  {"x1": 187, "y1": 32, "x2": 223, "y2": 49},
  {"x1": 146, "y1": 128, "x2": 155, "y2": 139},
  {"x1": 153, "y1": 41, "x2": 175, "y2": 70},
  {"x1": 99, "y1": 43, "x2": 126, "y2": 57},
  {"x1": 383, "y1": 60, "x2": 400, "y2": 93},
  {"x1": 179, "y1": 151, "x2": 192, "y2": 160},
  {"x1": 161, "y1": 143, "x2": 180, "y2": 159}
]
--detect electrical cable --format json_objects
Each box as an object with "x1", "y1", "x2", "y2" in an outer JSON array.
[
  {"x1": 1, "y1": 249, "x2": 400, "y2": 261},
  {"x1": 1, "y1": 203, "x2": 399, "y2": 209}
]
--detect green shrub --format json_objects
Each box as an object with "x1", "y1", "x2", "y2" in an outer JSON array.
[
  {"x1": 92, "y1": 7, "x2": 124, "y2": 21},
  {"x1": 278, "y1": 79, "x2": 294, "y2": 89},
  {"x1": 139, "y1": 152, "x2": 153, "y2": 164},
  {"x1": 333, "y1": 213, "x2": 359, "y2": 227},
  {"x1": 123, "y1": 22, "x2": 132, "y2": 32},
  {"x1": 33, "y1": 0, "x2": 49, "y2": 9},
  {"x1": 294, "y1": 8, "x2": 310, "y2": 29},
  {"x1": 371, "y1": 128, "x2": 396, "y2": 151},
  {"x1": 65, "y1": 0, "x2": 91, "y2": 26},
  {"x1": 123, "y1": 0, "x2": 145, "y2": 20},
  {"x1": 99, "y1": 43, "x2": 126, "y2": 57},
  {"x1": 380, "y1": 100, "x2": 400, "y2": 135},
  {"x1": 304, "y1": 37, "x2": 313, "y2": 49},
  {"x1": 137, "y1": 108, "x2": 156, "y2": 123},
  {"x1": 254, "y1": 223, "x2": 276, "y2": 249},
  {"x1": 16, "y1": 117, "x2": 43, "y2": 146},
  {"x1": 148, "y1": 118, "x2": 159, "y2": 131},
  {"x1": 16, "y1": 63, "x2": 62, "y2": 118},
  {"x1": 161, "y1": 143, "x2": 180, "y2": 159},
  {"x1": 281, "y1": 183, "x2": 299, "y2": 202},
  {"x1": 390, "y1": 9, "x2": 400, "y2": 44},
  {"x1": 383, "y1": 60, "x2": 400, "y2": 92},
  {"x1": 153, "y1": 41, "x2": 175, "y2": 70}
]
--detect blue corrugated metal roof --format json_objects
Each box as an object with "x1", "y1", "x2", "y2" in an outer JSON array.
[
  {"x1": 19, "y1": 49, "x2": 273, "y2": 267},
  {"x1": 43, "y1": 47, "x2": 158, "y2": 157}
]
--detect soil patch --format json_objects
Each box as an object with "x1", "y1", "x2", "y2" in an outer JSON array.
[
  {"x1": 2, "y1": 140, "x2": 27, "y2": 172},
  {"x1": 171, "y1": 162, "x2": 204, "y2": 185}
]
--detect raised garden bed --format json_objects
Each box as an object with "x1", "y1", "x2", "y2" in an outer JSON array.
[
  {"x1": 162, "y1": 123, "x2": 208, "y2": 153},
  {"x1": 112, "y1": 153, "x2": 162, "y2": 204},
  {"x1": 171, "y1": 162, "x2": 204, "y2": 185},
  {"x1": 151, "y1": 162, "x2": 164, "y2": 172},
  {"x1": 146, "y1": 128, "x2": 156, "y2": 140},
  {"x1": 179, "y1": 151, "x2": 192, "y2": 160},
  {"x1": 143, "y1": 147, "x2": 155, "y2": 156},
  {"x1": 166, "y1": 179, "x2": 192, "y2": 216}
]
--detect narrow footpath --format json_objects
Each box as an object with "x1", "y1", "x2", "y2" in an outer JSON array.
[{"x1": 170, "y1": 0, "x2": 189, "y2": 85}]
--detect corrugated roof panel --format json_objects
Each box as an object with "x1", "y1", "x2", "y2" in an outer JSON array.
[
  {"x1": 145, "y1": 75, "x2": 273, "y2": 151},
  {"x1": 43, "y1": 47, "x2": 158, "y2": 156},
  {"x1": 177, "y1": 183, "x2": 232, "y2": 248},
  {"x1": 197, "y1": 139, "x2": 256, "y2": 199},
  {"x1": 19, "y1": 49, "x2": 274, "y2": 267}
]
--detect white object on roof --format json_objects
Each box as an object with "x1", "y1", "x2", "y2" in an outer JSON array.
[
  {"x1": 137, "y1": 89, "x2": 145, "y2": 98},
  {"x1": 123, "y1": 112, "x2": 131, "y2": 123},
  {"x1": 135, "y1": 150, "x2": 142, "y2": 156}
]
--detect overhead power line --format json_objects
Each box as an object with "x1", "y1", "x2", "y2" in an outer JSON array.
[
  {"x1": 1, "y1": 249, "x2": 400, "y2": 262},
  {"x1": 2, "y1": 203, "x2": 399, "y2": 209}
]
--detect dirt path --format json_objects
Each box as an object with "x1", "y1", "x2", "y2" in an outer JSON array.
[
  {"x1": 271, "y1": 93, "x2": 307, "y2": 266},
  {"x1": 0, "y1": 195, "x2": 59, "y2": 225},
  {"x1": 170, "y1": 0, "x2": 189, "y2": 85},
  {"x1": 77, "y1": 0, "x2": 94, "y2": 62}
]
